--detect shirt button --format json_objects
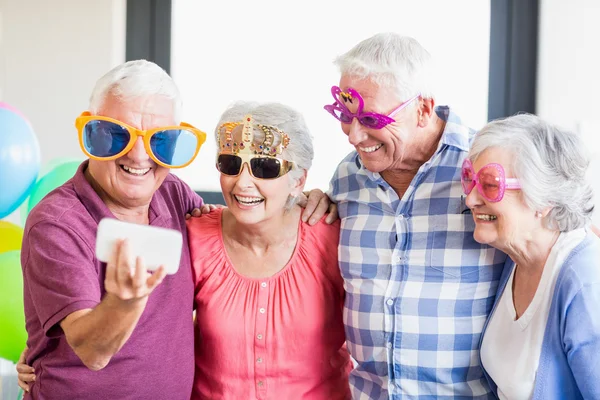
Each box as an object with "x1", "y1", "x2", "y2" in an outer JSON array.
[
  {"x1": 387, "y1": 342, "x2": 393, "y2": 349},
  {"x1": 386, "y1": 298, "x2": 394, "y2": 306},
  {"x1": 259, "y1": 308, "x2": 266, "y2": 314},
  {"x1": 394, "y1": 255, "x2": 402, "y2": 263},
  {"x1": 398, "y1": 214, "x2": 404, "y2": 220},
  {"x1": 257, "y1": 334, "x2": 263, "y2": 340},
  {"x1": 261, "y1": 282, "x2": 267, "y2": 288},
  {"x1": 257, "y1": 381, "x2": 264, "y2": 387},
  {"x1": 257, "y1": 357, "x2": 263, "y2": 363}
]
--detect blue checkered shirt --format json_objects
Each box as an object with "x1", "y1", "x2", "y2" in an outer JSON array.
[{"x1": 329, "y1": 107, "x2": 507, "y2": 399}]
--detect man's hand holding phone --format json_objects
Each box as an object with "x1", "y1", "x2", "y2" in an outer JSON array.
[{"x1": 104, "y1": 239, "x2": 166, "y2": 302}]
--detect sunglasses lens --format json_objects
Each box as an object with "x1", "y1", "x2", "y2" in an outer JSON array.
[
  {"x1": 217, "y1": 154, "x2": 242, "y2": 176},
  {"x1": 359, "y1": 115, "x2": 385, "y2": 129},
  {"x1": 250, "y1": 157, "x2": 283, "y2": 179},
  {"x1": 479, "y1": 168, "x2": 501, "y2": 200},
  {"x1": 83, "y1": 120, "x2": 130, "y2": 158},
  {"x1": 150, "y1": 129, "x2": 198, "y2": 167},
  {"x1": 332, "y1": 108, "x2": 353, "y2": 124},
  {"x1": 461, "y1": 166, "x2": 474, "y2": 194}
]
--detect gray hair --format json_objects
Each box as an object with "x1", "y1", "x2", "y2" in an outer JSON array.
[
  {"x1": 334, "y1": 32, "x2": 436, "y2": 101},
  {"x1": 89, "y1": 59, "x2": 182, "y2": 122},
  {"x1": 469, "y1": 113, "x2": 594, "y2": 232},
  {"x1": 215, "y1": 101, "x2": 314, "y2": 208}
]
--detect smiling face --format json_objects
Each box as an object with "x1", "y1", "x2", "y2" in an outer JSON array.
[
  {"x1": 338, "y1": 75, "x2": 424, "y2": 173},
  {"x1": 219, "y1": 162, "x2": 306, "y2": 226},
  {"x1": 465, "y1": 147, "x2": 536, "y2": 251},
  {"x1": 86, "y1": 94, "x2": 173, "y2": 209}
]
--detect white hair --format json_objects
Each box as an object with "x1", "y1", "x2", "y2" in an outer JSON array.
[
  {"x1": 215, "y1": 101, "x2": 314, "y2": 209},
  {"x1": 334, "y1": 32, "x2": 436, "y2": 101},
  {"x1": 88, "y1": 59, "x2": 182, "y2": 122},
  {"x1": 469, "y1": 114, "x2": 594, "y2": 231}
]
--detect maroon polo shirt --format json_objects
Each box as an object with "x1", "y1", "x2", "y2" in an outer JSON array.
[{"x1": 21, "y1": 161, "x2": 202, "y2": 399}]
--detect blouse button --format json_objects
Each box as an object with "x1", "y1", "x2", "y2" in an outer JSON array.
[
  {"x1": 257, "y1": 381, "x2": 264, "y2": 387},
  {"x1": 261, "y1": 282, "x2": 267, "y2": 288},
  {"x1": 259, "y1": 307, "x2": 266, "y2": 314},
  {"x1": 257, "y1": 357, "x2": 263, "y2": 363},
  {"x1": 257, "y1": 334, "x2": 263, "y2": 340}
]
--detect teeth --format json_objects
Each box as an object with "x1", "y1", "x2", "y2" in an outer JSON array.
[
  {"x1": 122, "y1": 165, "x2": 150, "y2": 175},
  {"x1": 235, "y1": 195, "x2": 264, "y2": 205},
  {"x1": 476, "y1": 214, "x2": 497, "y2": 221},
  {"x1": 359, "y1": 144, "x2": 383, "y2": 153}
]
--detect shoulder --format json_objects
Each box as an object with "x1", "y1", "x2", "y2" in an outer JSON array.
[
  {"x1": 157, "y1": 173, "x2": 203, "y2": 211},
  {"x1": 299, "y1": 216, "x2": 340, "y2": 259},
  {"x1": 330, "y1": 150, "x2": 365, "y2": 200},
  {"x1": 555, "y1": 233, "x2": 600, "y2": 299},
  {"x1": 186, "y1": 207, "x2": 223, "y2": 244}
]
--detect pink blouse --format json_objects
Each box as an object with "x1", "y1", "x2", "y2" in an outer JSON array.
[{"x1": 187, "y1": 208, "x2": 351, "y2": 400}]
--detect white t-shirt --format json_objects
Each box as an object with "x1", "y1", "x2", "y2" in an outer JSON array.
[{"x1": 480, "y1": 229, "x2": 586, "y2": 400}]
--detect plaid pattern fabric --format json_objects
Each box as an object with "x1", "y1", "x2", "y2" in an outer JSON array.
[{"x1": 329, "y1": 107, "x2": 507, "y2": 399}]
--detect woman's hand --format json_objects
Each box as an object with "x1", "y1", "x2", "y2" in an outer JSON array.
[{"x1": 16, "y1": 347, "x2": 35, "y2": 393}]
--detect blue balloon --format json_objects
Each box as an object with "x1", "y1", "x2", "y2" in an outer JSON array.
[{"x1": 0, "y1": 108, "x2": 40, "y2": 218}]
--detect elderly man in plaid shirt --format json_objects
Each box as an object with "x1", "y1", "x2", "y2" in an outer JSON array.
[{"x1": 324, "y1": 33, "x2": 508, "y2": 399}]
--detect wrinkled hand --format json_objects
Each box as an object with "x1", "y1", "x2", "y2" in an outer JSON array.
[
  {"x1": 104, "y1": 239, "x2": 166, "y2": 302},
  {"x1": 16, "y1": 347, "x2": 35, "y2": 393},
  {"x1": 298, "y1": 189, "x2": 338, "y2": 225},
  {"x1": 185, "y1": 204, "x2": 224, "y2": 220}
]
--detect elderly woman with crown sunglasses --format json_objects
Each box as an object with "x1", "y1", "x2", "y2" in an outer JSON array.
[
  {"x1": 186, "y1": 102, "x2": 352, "y2": 400},
  {"x1": 463, "y1": 114, "x2": 600, "y2": 400}
]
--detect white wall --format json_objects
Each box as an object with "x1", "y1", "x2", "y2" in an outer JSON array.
[
  {"x1": 170, "y1": 0, "x2": 491, "y2": 192},
  {"x1": 0, "y1": 0, "x2": 126, "y2": 166},
  {"x1": 537, "y1": 0, "x2": 600, "y2": 225}
]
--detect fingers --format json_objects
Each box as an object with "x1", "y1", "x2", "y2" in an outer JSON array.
[
  {"x1": 309, "y1": 194, "x2": 332, "y2": 225},
  {"x1": 199, "y1": 206, "x2": 210, "y2": 215},
  {"x1": 16, "y1": 364, "x2": 34, "y2": 374},
  {"x1": 185, "y1": 213, "x2": 191, "y2": 220},
  {"x1": 116, "y1": 239, "x2": 133, "y2": 285},
  {"x1": 18, "y1": 372, "x2": 36, "y2": 383},
  {"x1": 18, "y1": 378, "x2": 30, "y2": 393},
  {"x1": 325, "y1": 203, "x2": 339, "y2": 224},
  {"x1": 104, "y1": 239, "x2": 120, "y2": 290},
  {"x1": 131, "y1": 257, "x2": 147, "y2": 294},
  {"x1": 146, "y1": 266, "x2": 166, "y2": 290}
]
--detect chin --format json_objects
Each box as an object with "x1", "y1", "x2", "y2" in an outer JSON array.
[{"x1": 472, "y1": 229, "x2": 497, "y2": 246}]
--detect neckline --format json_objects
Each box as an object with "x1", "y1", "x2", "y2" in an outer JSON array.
[
  {"x1": 216, "y1": 208, "x2": 305, "y2": 282},
  {"x1": 505, "y1": 232, "x2": 566, "y2": 329}
]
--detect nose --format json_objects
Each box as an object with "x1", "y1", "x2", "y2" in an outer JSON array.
[
  {"x1": 346, "y1": 119, "x2": 368, "y2": 146},
  {"x1": 235, "y1": 163, "x2": 255, "y2": 187},
  {"x1": 126, "y1": 136, "x2": 151, "y2": 163},
  {"x1": 465, "y1": 185, "x2": 484, "y2": 209}
]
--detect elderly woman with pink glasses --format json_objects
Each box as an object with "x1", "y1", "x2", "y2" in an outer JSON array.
[{"x1": 462, "y1": 114, "x2": 600, "y2": 399}]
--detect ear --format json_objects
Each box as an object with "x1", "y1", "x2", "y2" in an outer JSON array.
[
  {"x1": 290, "y1": 169, "x2": 307, "y2": 197},
  {"x1": 417, "y1": 97, "x2": 436, "y2": 128},
  {"x1": 539, "y1": 206, "x2": 553, "y2": 218}
]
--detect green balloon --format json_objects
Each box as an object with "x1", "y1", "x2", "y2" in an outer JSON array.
[
  {"x1": 26, "y1": 160, "x2": 81, "y2": 215},
  {"x1": 0, "y1": 250, "x2": 26, "y2": 363}
]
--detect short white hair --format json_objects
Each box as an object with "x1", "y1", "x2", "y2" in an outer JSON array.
[
  {"x1": 215, "y1": 102, "x2": 314, "y2": 209},
  {"x1": 334, "y1": 32, "x2": 436, "y2": 101},
  {"x1": 470, "y1": 114, "x2": 594, "y2": 231},
  {"x1": 89, "y1": 59, "x2": 182, "y2": 122}
]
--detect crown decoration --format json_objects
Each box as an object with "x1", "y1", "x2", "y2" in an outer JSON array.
[{"x1": 217, "y1": 114, "x2": 290, "y2": 157}]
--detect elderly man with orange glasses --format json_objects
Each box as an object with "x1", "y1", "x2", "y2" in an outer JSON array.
[{"x1": 16, "y1": 60, "x2": 332, "y2": 399}]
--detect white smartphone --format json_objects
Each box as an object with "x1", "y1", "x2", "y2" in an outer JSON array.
[{"x1": 96, "y1": 218, "x2": 183, "y2": 275}]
